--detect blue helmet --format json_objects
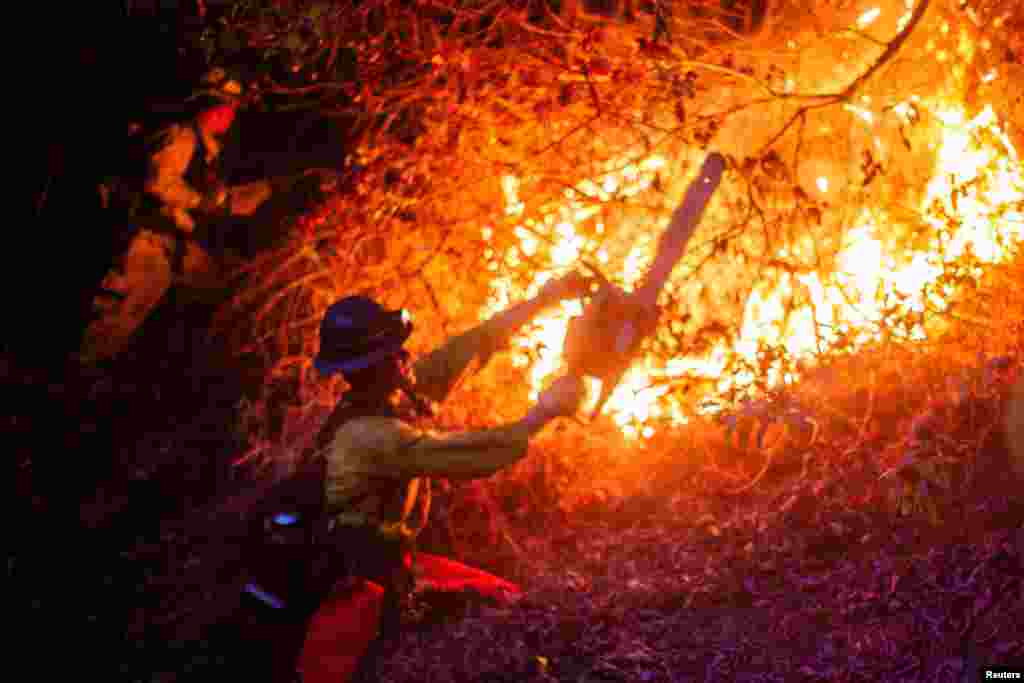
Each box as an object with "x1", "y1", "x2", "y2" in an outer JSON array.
[{"x1": 313, "y1": 296, "x2": 413, "y2": 376}]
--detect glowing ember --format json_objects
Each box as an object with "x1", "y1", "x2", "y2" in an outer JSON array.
[
  {"x1": 857, "y1": 7, "x2": 882, "y2": 29},
  {"x1": 482, "y1": 83, "x2": 1024, "y2": 438}
]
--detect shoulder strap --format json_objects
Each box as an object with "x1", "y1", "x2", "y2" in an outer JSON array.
[
  {"x1": 242, "y1": 392, "x2": 397, "y2": 523},
  {"x1": 300, "y1": 392, "x2": 401, "y2": 478},
  {"x1": 311, "y1": 393, "x2": 401, "y2": 455}
]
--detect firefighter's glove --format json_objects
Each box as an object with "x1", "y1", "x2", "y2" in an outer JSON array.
[{"x1": 536, "y1": 375, "x2": 586, "y2": 419}]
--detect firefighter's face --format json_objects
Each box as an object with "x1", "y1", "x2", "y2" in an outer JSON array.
[
  {"x1": 197, "y1": 103, "x2": 236, "y2": 136},
  {"x1": 371, "y1": 349, "x2": 412, "y2": 389}
]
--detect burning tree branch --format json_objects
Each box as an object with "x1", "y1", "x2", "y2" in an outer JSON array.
[{"x1": 760, "y1": 0, "x2": 933, "y2": 154}]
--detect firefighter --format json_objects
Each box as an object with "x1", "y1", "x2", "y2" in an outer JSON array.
[
  {"x1": 143, "y1": 66, "x2": 243, "y2": 233},
  {"x1": 81, "y1": 69, "x2": 243, "y2": 363},
  {"x1": 242, "y1": 274, "x2": 591, "y2": 682}
]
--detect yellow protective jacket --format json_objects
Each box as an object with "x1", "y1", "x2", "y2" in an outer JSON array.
[
  {"x1": 322, "y1": 316, "x2": 533, "y2": 538},
  {"x1": 142, "y1": 121, "x2": 223, "y2": 233}
]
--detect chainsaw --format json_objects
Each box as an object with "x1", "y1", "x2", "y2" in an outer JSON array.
[{"x1": 564, "y1": 151, "x2": 727, "y2": 419}]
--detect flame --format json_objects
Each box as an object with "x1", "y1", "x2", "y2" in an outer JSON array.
[
  {"x1": 718, "y1": 103, "x2": 1024, "y2": 383},
  {"x1": 857, "y1": 7, "x2": 882, "y2": 29},
  {"x1": 482, "y1": 55, "x2": 1024, "y2": 439}
]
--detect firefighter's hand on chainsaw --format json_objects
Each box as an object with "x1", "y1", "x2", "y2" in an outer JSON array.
[
  {"x1": 564, "y1": 284, "x2": 659, "y2": 379},
  {"x1": 536, "y1": 270, "x2": 598, "y2": 306},
  {"x1": 526, "y1": 375, "x2": 586, "y2": 430}
]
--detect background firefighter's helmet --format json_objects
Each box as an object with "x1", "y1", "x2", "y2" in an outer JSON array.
[
  {"x1": 314, "y1": 297, "x2": 413, "y2": 375},
  {"x1": 200, "y1": 67, "x2": 243, "y2": 96}
]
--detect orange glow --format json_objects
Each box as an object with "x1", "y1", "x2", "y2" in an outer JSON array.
[{"x1": 481, "y1": 19, "x2": 1024, "y2": 440}]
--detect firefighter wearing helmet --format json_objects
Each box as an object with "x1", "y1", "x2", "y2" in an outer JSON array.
[
  {"x1": 81, "y1": 69, "x2": 244, "y2": 363},
  {"x1": 144, "y1": 67, "x2": 244, "y2": 233},
  {"x1": 241, "y1": 277, "x2": 590, "y2": 682}
]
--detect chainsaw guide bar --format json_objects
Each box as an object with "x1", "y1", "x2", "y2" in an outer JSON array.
[{"x1": 565, "y1": 152, "x2": 727, "y2": 420}]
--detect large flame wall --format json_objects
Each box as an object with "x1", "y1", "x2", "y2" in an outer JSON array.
[{"x1": 477, "y1": 1, "x2": 1024, "y2": 439}]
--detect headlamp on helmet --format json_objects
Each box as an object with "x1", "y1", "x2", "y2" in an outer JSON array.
[{"x1": 201, "y1": 67, "x2": 243, "y2": 94}]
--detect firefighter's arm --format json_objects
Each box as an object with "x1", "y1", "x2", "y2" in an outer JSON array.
[
  {"x1": 343, "y1": 376, "x2": 583, "y2": 479},
  {"x1": 143, "y1": 126, "x2": 204, "y2": 211},
  {"x1": 412, "y1": 272, "x2": 591, "y2": 404}
]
